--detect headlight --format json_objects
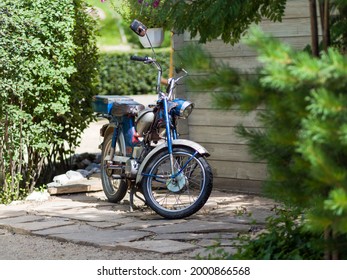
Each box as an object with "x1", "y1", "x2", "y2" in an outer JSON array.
[{"x1": 172, "y1": 99, "x2": 194, "y2": 119}]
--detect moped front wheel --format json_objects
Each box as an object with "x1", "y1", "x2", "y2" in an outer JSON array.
[
  {"x1": 142, "y1": 147, "x2": 213, "y2": 219},
  {"x1": 101, "y1": 132, "x2": 127, "y2": 203}
]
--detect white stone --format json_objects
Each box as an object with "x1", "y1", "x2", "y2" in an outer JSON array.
[
  {"x1": 53, "y1": 174, "x2": 69, "y2": 185},
  {"x1": 66, "y1": 170, "x2": 84, "y2": 181},
  {"x1": 25, "y1": 190, "x2": 50, "y2": 202}
]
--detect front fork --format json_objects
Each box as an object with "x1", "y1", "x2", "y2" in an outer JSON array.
[
  {"x1": 162, "y1": 99, "x2": 198, "y2": 181},
  {"x1": 163, "y1": 97, "x2": 176, "y2": 177}
]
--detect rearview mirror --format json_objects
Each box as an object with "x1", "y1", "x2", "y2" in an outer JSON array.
[{"x1": 130, "y1": 19, "x2": 147, "y2": 37}]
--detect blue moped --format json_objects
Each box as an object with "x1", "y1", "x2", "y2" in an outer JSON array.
[{"x1": 92, "y1": 20, "x2": 213, "y2": 219}]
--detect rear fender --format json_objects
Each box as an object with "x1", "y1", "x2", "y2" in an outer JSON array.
[
  {"x1": 99, "y1": 123, "x2": 126, "y2": 156},
  {"x1": 135, "y1": 139, "x2": 210, "y2": 184},
  {"x1": 101, "y1": 123, "x2": 116, "y2": 138}
]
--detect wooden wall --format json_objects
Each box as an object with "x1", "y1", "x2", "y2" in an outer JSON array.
[{"x1": 172, "y1": 0, "x2": 315, "y2": 193}]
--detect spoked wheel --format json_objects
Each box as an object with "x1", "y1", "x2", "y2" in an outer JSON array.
[
  {"x1": 142, "y1": 147, "x2": 213, "y2": 219},
  {"x1": 101, "y1": 132, "x2": 127, "y2": 202}
]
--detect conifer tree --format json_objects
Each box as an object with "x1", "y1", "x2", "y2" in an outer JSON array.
[{"x1": 177, "y1": 27, "x2": 347, "y2": 259}]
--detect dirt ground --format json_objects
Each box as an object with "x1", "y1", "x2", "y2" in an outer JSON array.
[{"x1": 0, "y1": 227, "x2": 193, "y2": 260}]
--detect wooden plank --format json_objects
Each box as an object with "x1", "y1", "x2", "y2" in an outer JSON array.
[
  {"x1": 172, "y1": 32, "x2": 185, "y2": 51},
  {"x1": 177, "y1": 118, "x2": 189, "y2": 135},
  {"x1": 184, "y1": 17, "x2": 317, "y2": 42},
  {"x1": 189, "y1": 126, "x2": 245, "y2": 144},
  {"x1": 174, "y1": 84, "x2": 186, "y2": 98},
  {"x1": 184, "y1": 91, "x2": 264, "y2": 110},
  {"x1": 189, "y1": 109, "x2": 262, "y2": 128},
  {"x1": 189, "y1": 125, "x2": 262, "y2": 145},
  {"x1": 202, "y1": 143, "x2": 264, "y2": 163},
  {"x1": 199, "y1": 36, "x2": 312, "y2": 58},
  {"x1": 283, "y1": 0, "x2": 310, "y2": 19},
  {"x1": 176, "y1": 37, "x2": 310, "y2": 73},
  {"x1": 48, "y1": 178, "x2": 102, "y2": 195},
  {"x1": 213, "y1": 177, "x2": 264, "y2": 194},
  {"x1": 259, "y1": 17, "x2": 320, "y2": 37},
  {"x1": 217, "y1": 56, "x2": 261, "y2": 73},
  {"x1": 209, "y1": 160, "x2": 268, "y2": 181},
  {"x1": 187, "y1": 92, "x2": 217, "y2": 109}
]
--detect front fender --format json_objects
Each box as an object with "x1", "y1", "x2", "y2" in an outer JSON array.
[{"x1": 135, "y1": 139, "x2": 210, "y2": 184}]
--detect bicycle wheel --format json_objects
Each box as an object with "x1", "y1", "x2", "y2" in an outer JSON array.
[
  {"x1": 101, "y1": 131, "x2": 128, "y2": 202},
  {"x1": 142, "y1": 147, "x2": 213, "y2": 219}
]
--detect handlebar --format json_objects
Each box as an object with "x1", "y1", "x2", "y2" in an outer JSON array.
[
  {"x1": 130, "y1": 55, "x2": 149, "y2": 62},
  {"x1": 129, "y1": 54, "x2": 187, "y2": 100}
]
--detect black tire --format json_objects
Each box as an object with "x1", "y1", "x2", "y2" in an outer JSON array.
[
  {"x1": 101, "y1": 131, "x2": 128, "y2": 203},
  {"x1": 142, "y1": 147, "x2": 213, "y2": 219}
]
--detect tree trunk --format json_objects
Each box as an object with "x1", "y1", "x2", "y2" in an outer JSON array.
[
  {"x1": 319, "y1": 0, "x2": 330, "y2": 51},
  {"x1": 323, "y1": 0, "x2": 330, "y2": 51},
  {"x1": 309, "y1": 0, "x2": 320, "y2": 56}
]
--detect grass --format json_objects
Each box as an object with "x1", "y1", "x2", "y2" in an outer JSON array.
[
  {"x1": 85, "y1": 0, "x2": 171, "y2": 50},
  {"x1": 85, "y1": 0, "x2": 125, "y2": 46}
]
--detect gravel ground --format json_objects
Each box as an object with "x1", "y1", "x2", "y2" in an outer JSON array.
[{"x1": 0, "y1": 228, "x2": 193, "y2": 260}]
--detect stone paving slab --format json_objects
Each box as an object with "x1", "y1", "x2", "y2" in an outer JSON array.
[
  {"x1": 85, "y1": 217, "x2": 138, "y2": 228},
  {"x1": 32, "y1": 200, "x2": 99, "y2": 211},
  {"x1": 85, "y1": 221, "x2": 122, "y2": 228},
  {"x1": 116, "y1": 240, "x2": 198, "y2": 254},
  {"x1": 0, "y1": 210, "x2": 28, "y2": 219},
  {"x1": 145, "y1": 220, "x2": 251, "y2": 235},
  {"x1": 116, "y1": 219, "x2": 187, "y2": 230},
  {"x1": 152, "y1": 232, "x2": 239, "y2": 241},
  {"x1": 36, "y1": 208, "x2": 128, "y2": 223},
  {"x1": 0, "y1": 215, "x2": 44, "y2": 225},
  {"x1": 4, "y1": 218, "x2": 75, "y2": 232},
  {"x1": 35, "y1": 225, "x2": 153, "y2": 247},
  {"x1": 196, "y1": 238, "x2": 236, "y2": 247},
  {"x1": 217, "y1": 209, "x2": 274, "y2": 225}
]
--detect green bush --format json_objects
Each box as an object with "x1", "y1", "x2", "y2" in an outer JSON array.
[
  {"x1": 232, "y1": 208, "x2": 324, "y2": 260},
  {"x1": 0, "y1": 0, "x2": 98, "y2": 203},
  {"x1": 198, "y1": 207, "x2": 327, "y2": 260},
  {"x1": 98, "y1": 50, "x2": 170, "y2": 95}
]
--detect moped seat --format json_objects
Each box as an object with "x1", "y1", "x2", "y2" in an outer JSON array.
[{"x1": 111, "y1": 100, "x2": 145, "y2": 117}]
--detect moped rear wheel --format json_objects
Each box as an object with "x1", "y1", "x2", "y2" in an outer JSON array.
[
  {"x1": 142, "y1": 147, "x2": 213, "y2": 219},
  {"x1": 101, "y1": 132, "x2": 128, "y2": 202}
]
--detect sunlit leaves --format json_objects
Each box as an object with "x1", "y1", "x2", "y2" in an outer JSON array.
[{"x1": 0, "y1": 0, "x2": 98, "y2": 199}]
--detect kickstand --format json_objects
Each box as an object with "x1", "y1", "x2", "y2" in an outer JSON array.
[{"x1": 129, "y1": 186, "x2": 146, "y2": 212}]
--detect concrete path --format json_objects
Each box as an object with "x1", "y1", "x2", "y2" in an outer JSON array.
[{"x1": 0, "y1": 182, "x2": 275, "y2": 259}]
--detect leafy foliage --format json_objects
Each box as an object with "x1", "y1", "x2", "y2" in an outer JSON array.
[
  {"x1": 117, "y1": 0, "x2": 169, "y2": 29},
  {"x1": 330, "y1": 0, "x2": 347, "y2": 51},
  {"x1": 199, "y1": 207, "x2": 326, "y2": 260},
  {"x1": 233, "y1": 208, "x2": 325, "y2": 260},
  {"x1": 0, "y1": 0, "x2": 98, "y2": 203},
  {"x1": 159, "y1": 0, "x2": 286, "y2": 45},
  {"x1": 85, "y1": 0, "x2": 125, "y2": 46},
  {"x1": 98, "y1": 50, "x2": 170, "y2": 95}
]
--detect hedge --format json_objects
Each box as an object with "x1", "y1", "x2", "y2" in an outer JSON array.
[
  {"x1": 0, "y1": 0, "x2": 98, "y2": 203},
  {"x1": 97, "y1": 50, "x2": 171, "y2": 96}
]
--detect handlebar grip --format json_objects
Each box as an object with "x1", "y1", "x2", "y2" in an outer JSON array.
[{"x1": 130, "y1": 55, "x2": 148, "y2": 62}]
